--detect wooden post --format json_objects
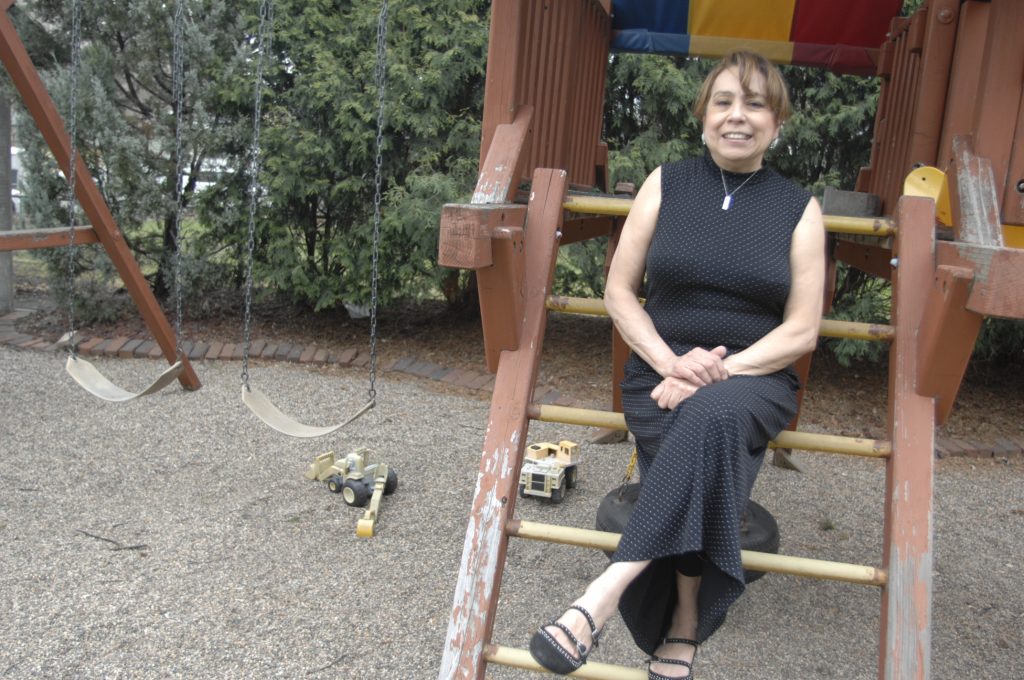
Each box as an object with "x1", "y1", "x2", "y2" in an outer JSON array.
[
  {"x1": 879, "y1": 195, "x2": 936, "y2": 680},
  {"x1": 438, "y1": 169, "x2": 566, "y2": 680},
  {"x1": 0, "y1": 6, "x2": 199, "y2": 390}
]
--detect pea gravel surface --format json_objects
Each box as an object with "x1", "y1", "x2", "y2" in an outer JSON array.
[{"x1": 1, "y1": 347, "x2": 1021, "y2": 679}]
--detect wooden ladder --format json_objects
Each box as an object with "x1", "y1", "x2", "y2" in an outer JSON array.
[{"x1": 438, "y1": 168, "x2": 937, "y2": 679}]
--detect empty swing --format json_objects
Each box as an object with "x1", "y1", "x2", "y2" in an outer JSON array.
[
  {"x1": 62, "y1": 0, "x2": 190, "y2": 401},
  {"x1": 239, "y1": 0, "x2": 388, "y2": 438}
]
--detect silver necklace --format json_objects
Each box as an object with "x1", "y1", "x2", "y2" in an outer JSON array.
[{"x1": 719, "y1": 166, "x2": 760, "y2": 210}]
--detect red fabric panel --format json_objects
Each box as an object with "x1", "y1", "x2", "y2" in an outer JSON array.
[
  {"x1": 791, "y1": 42, "x2": 880, "y2": 77},
  {"x1": 791, "y1": 0, "x2": 903, "y2": 48}
]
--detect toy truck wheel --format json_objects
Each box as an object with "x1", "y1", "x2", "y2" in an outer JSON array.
[
  {"x1": 326, "y1": 475, "x2": 345, "y2": 493},
  {"x1": 518, "y1": 483, "x2": 528, "y2": 498},
  {"x1": 565, "y1": 466, "x2": 579, "y2": 489},
  {"x1": 384, "y1": 469, "x2": 398, "y2": 495},
  {"x1": 550, "y1": 479, "x2": 566, "y2": 504},
  {"x1": 342, "y1": 480, "x2": 370, "y2": 507}
]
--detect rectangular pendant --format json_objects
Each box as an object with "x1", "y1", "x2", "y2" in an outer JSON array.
[{"x1": 721, "y1": 195, "x2": 731, "y2": 210}]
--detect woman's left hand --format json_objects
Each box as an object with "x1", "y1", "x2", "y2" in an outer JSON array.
[{"x1": 650, "y1": 376, "x2": 700, "y2": 410}]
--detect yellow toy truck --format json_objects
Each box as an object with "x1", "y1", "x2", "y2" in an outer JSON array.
[{"x1": 518, "y1": 440, "x2": 580, "y2": 503}]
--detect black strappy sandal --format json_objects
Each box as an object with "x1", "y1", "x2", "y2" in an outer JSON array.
[
  {"x1": 648, "y1": 637, "x2": 699, "y2": 680},
  {"x1": 528, "y1": 604, "x2": 602, "y2": 675}
]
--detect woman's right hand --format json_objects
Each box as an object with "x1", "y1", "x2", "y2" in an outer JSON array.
[
  {"x1": 650, "y1": 376, "x2": 700, "y2": 410},
  {"x1": 664, "y1": 345, "x2": 729, "y2": 386}
]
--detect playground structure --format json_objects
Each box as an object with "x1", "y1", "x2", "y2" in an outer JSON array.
[{"x1": 437, "y1": 1, "x2": 1024, "y2": 679}]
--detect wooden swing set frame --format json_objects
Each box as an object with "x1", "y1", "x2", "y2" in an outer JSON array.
[{"x1": 0, "y1": 0, "x2": 200, "y2": 392}]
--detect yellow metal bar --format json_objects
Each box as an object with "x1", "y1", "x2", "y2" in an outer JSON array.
[
  {"x1": 545, "y1": 296, "x2": 895, "y2": 341},
  {"x1": 508, "y1": 520, "x2": 887, "y2": 587},
  {"x1": 529, "y1": 404, "x2": 891, "y2": 458},
  {"x1": 562, "y1": 196, "x2": 896, "y2": 236},
  {"x1": 486, "y1": 644, "x2": 647, "y2": 679},
  {"x1": 819, "y1": 319, "x2": 895, "y2": 341}
]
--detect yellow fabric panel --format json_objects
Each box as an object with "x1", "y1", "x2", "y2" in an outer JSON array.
[
  {"x1": 690, "y1": 0, "x2": 797, "y2": 42},
  {"x1": 688, "y1": 35, "x2": 794, "y2": 65}
]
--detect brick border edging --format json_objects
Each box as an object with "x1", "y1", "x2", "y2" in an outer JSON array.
[{"x1": 2, "y1": 309, "x2": 1021, "y2": 459}]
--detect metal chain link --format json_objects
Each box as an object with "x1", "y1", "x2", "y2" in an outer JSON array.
[
  {"x1": 367, "y1": 0, "x2": 388, "y2": 404},
  {"x1": 171, "y1": 0, "x2": 186, "y2": 354},
  {"x1": 240, "y1": 0, "x2": 273, "y2": 390},
  {"x1": 64, "y1": 0, "x2": 84, "y2": 355}
]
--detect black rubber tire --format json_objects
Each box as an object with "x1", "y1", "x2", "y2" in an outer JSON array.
[
  {"x1": 518, "y1": 483, "x2": 528, "y2": 498},
  {"x1": 594, "y1": 483, "x2": 780, "y2": 583},
  {"x1": 550, "y1": 480, "x2": 566, "y2": 504},
  {"x1": 326, "y1": 475, "x2": 345, "y2": 494},
  {"x1": 342, "y1": 479, "x2": 370, "y2": 507},
  {"x1": 565, "y1": 466, "x2": 579, "y2": 489},
  {"x1": 384, "y1": 469, "x2": 398, "y2": 495}
]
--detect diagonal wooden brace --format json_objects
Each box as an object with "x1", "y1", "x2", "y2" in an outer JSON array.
[{"x1": 915, "y1": 265, "x2": 983, "y2": 425}]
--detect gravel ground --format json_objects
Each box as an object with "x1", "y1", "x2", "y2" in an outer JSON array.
[{"x1": 1, "y1": 346, "x2": 1022, "y2": 679}]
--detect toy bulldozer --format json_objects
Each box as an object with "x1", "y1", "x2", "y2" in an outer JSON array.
[{"x1": 305, "y1": 448, "x2": 398, "y2": 537}]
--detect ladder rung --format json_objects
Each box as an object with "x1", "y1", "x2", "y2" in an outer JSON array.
[
  {"x1": 545, "y1": 296, "x2": 895, "y2": 342},
  {"x1": 486, "y1": 643, "x2": 647, "y2": 679},
  {"x1": 528, "y1": 404, "x2": 891, "y2": 458},
  {"x1": 507, "y1": 520, "x2": 887, "y2": 587},
  {"x1": 562, "y1": 195, "x2": 896, "y2": 237}
]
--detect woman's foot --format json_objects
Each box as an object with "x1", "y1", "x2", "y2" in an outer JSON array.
[
  {"x1": 531, "y1": 592, "x2": 614, "y2": 669},
  {"x1": 529, "y1": 604, "x2": 602, "y2": 674},
  {"x1": 648, "y1": 637, "x2": 699, "y2": 679}
]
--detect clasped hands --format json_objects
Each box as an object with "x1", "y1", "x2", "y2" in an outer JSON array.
[{"x1": 651, "y1": 345, "x2": 729, "y2": 410}]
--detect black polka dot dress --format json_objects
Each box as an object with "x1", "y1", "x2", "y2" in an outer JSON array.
[{"x1": 611, "y1": 151, "x2": 811, "y2": 653}]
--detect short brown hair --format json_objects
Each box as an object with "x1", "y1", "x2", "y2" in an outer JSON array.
[{"x1": 692, "y1": 51, "x2": 792, "y2": 124}]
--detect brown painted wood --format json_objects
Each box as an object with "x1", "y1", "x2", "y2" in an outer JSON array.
[
  {"x1": 557, "y1": 215, "x2": 613, "y2": 245},
  {"x1": 479, "y1": 0, "x2": 525, "y2": 169},
  {"x1": 478, "y1": 0, "x2": 610, "y2": 191},
  {"x1": 915, "y1": 265, "x2": 983, "y2": 425},
  {"x1": 936, "y1": 1, "x2": 989, "y2": 168},
  {"x1": 0, "y1": 225, "x2": 98, "y2": 251},
  {"x1": 1004, "y1": 84, "x2": 1024, "y2": 226},
  {"x1": 0, "y1": 8, "x2": 199, "y2": 390},
  {"x1": 834, "y1": 239, "x2": 894, "y2": 280},
  {"x1": 477, "y1": 228, "x2": 526, "y2": 373},
  {"x1": 439, "y1": 169, "x2": 566, "y2": 680},
  {"x1": 968, "y1": 0, "x2": 1024, "y2": 214},
  {"x1": 879, "y1": 196, "x2": 936, "y2": 680},
  {"x1": 472, "y1": 106, "x2": 533, "y2": 205},
  {"x1": 936, "y1": 241, "x2": 1024, "y2": 318},
  {"x1": 907, "y1": 0, "x2": 959, "y2": 172},
  {"x1": 438, "y1": 205, "x2": 527, "y2": 270}
]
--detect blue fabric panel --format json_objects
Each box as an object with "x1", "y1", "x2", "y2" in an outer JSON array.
[
  {"x1": 611, "y1": 0, "x2": 689, "y2": 34},
  {"x1": 611, "y1": 30, "x2": 692, "y2": 55}
]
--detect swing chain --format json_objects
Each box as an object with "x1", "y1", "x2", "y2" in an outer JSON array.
[
  {"x1": 367, "y1": 0, "x2": 388, "y2": 404},
  {"x1": 171, "y1": 0, "x2": 187, "y2": 354},
  {"x1": 64, "y1": 0, "x2": 84, "y2": 354},
  {"x1": 241, "y1": 0, "x2": 274, "y2": 391}
]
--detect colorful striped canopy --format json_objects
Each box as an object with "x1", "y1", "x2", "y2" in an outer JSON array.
[{"x1": 611, "y1": 0, "x2": 904, "y2": 76}]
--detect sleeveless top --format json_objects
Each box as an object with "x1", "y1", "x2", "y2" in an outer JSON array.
[{"x1": 632, "y1": 151, "x2": 812, "y2": 366}]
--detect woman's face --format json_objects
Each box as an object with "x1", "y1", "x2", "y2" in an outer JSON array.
[{"x1": 702, "y1": 66, "x2": 781, "y2": 173}]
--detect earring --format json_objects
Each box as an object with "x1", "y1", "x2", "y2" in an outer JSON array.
[
  {"x1": 770, "y1": 137, "x2": 779, "y2": 150},
  {"x1": 700, "y1": 133, "x2": 706, "y2": 145}
]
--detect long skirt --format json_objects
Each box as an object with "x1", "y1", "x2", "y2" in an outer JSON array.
[{"x1": 611, "y1": 366, "x2": 799, "y2": 653}]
